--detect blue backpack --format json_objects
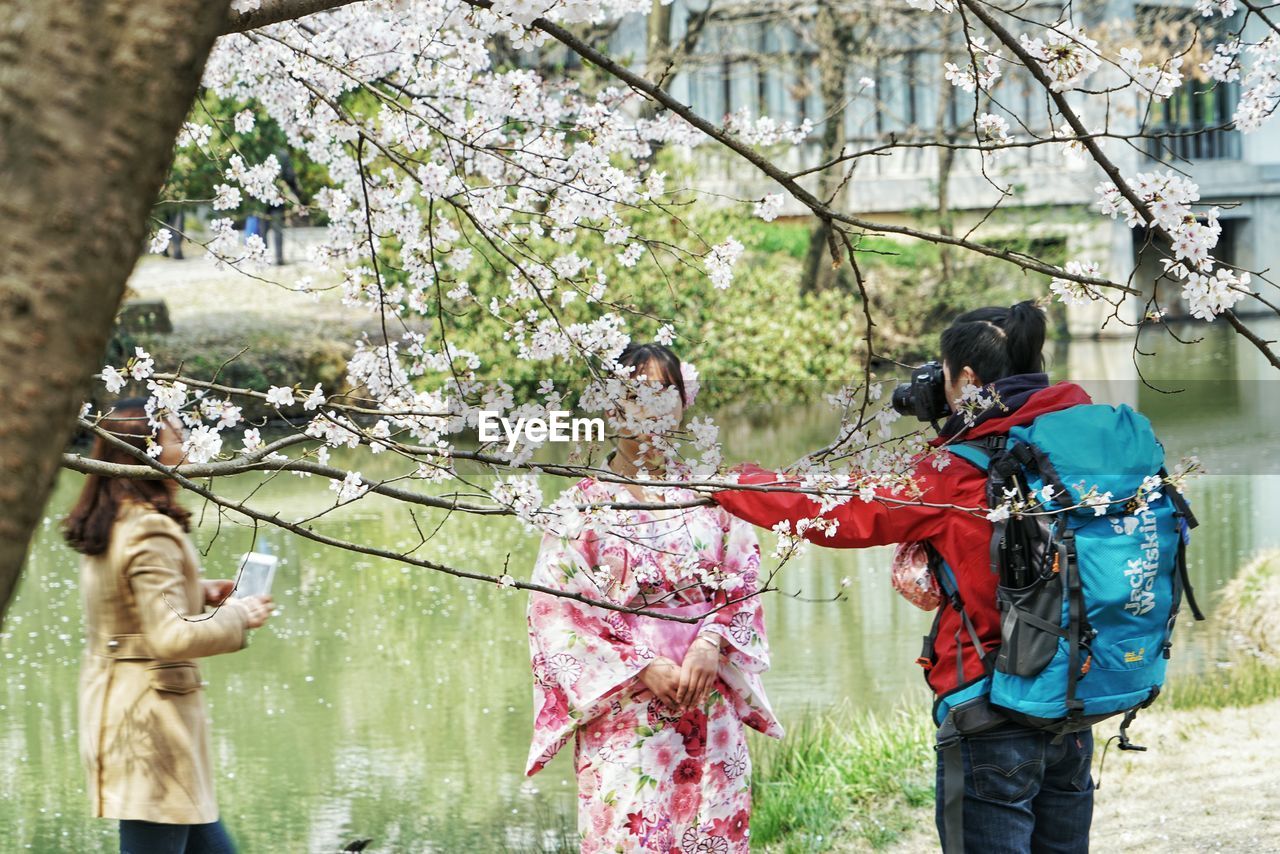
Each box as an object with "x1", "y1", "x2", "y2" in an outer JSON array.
[
  {"x1": 927, "y1": 402, "x2": 1204, "y2": 853},
  {"x1": 928, "y1": 403, "x2": 1204, "y2": 740}
]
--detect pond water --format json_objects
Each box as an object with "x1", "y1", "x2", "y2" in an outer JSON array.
[{"x1": 3, "y1": 319, "x2": 1277, "y2": 852}]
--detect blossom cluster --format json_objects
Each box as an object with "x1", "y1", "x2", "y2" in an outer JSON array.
[
  {"x1": 1019, "y1": 23, "x2": 1100, "y2": 93},
  {"x1": 975, "y1": 113, "x2": 1011, "y2": 143},
  {"x1": 1117, "y1": 48, "x2": 1183, "y2": 102},
  {"x1": 157, "y1": 0, "x2": 776, "y2": 515},
  {"x1": 984, "y1": 484, "x2": 1058, "y2": 523},
  {"x1": 1049, "y1": 260, "x2": 1103, "y2": 307},
  {"x1": 1195, "y1": 0, "x2": 1237, "y2": 17},
  {"x1": 1052, "y1": 123, "x2": 1104, "y2": 171},
  {"x1": 1095, "y1": 171, "x2": 1252, "y2": 317},
  {"x1": 944, "y1": 38, "x2": 1002, "y2": 93},
  {"x1": 721, "y1": 110, "x2": 814, "y2": 146},
  {"x1": 1185, "y1": 21, "x2": 1278, "y2": 136}
]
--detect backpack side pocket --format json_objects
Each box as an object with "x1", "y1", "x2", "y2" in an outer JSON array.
[{"x1": 995, "y1": 573, "x2": 1065, "y2": 677}]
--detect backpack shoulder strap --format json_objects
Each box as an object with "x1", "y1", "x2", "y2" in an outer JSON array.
[
  {"x1": 920, "y1": 545, "x2": 991, "y2": 678},
  {"x1": 945, "y1": 434, "x2": 1005, "y2": 472},
  {"x1": 945, "y1": 435, "x2": 1016, "y2": 578},
  {"x1": 1160, "y1": 467, "x2": 1205, "y2": 622}
]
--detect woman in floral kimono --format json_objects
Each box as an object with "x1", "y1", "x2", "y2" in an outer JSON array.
[{"x1": 527, "y1": 343, "x2": 783, "y2": 854}]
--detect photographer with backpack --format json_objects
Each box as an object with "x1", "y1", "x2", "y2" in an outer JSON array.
[{"x1": 711, "y1": 301, "x2": 1201, "y2": 853}]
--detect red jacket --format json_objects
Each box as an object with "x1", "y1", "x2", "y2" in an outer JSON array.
[{"x1": 711, "y1": 382, "x2": 1093, "y2": 700}]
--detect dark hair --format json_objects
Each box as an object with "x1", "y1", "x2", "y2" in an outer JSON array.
[
  {"x1": 617, "y1": 343, "x2": 688, "y2": 406},
  {"x1": 63, "y1": 398, "x2": 191, "y2": 556},
  {"x1": 940, "y1": 300, "x2": 1046, "y2": 385}
]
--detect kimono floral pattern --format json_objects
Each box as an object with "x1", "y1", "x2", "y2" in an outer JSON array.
[{"x1": 528, "y1": 475, "x2": 783, "y2": 853}]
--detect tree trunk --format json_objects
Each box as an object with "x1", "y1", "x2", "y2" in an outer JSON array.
[
  {"x1": 165, "y1": 207, "x2": 187, "y2": 260},
  {"x1": 800, "y1": 7, "x2": 850, "y2": 295},
  {"x1": 934, "y1": 16, "x2": 960, "y2": 285},
  {"x1": 645, "y1": 0, "x2": 673, "y2": 84},
  {"x1": 0, "y1": 0, "x2": 233, "y2": 623},
  {"x1": 934, "y1": 105, "x2": 958, "y2": 284}
]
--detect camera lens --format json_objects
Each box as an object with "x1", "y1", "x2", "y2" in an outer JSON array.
[
  {"x1": 890, "y1": 382, "x2": 914, "y2": 417},
  {"x1": 890, "y1": 361, "x2": 949, "y2": 423}
]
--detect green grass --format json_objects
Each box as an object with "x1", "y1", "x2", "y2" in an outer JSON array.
[
  {"x1": 751, "y1": 701, "x2": 935, "y2": 852},
  {"x1": 1165, "y1": 656, "x2": 1280, "y2": 710},
  {"x1": 1167, "y1": 549, "x2": 1280, "y2": 710},
  {"x1": 848, "y1": 235, "x2": 943, "y2": 270},
  {"x1": 734, "y1": 218, "x2": 952, "y2": 270},
  {"x1": 740, "y1": 219, "x2": 813, "y2": 260},
  {"x1": 747, "y1": 664, "x2": 1280, "y2": 854},
  {"x1": 736, "y1": 222, "x2": 947, "y2": 270}
]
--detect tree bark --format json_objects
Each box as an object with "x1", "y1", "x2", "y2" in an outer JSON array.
[
  {"x1": 645, "y1": 0, "x2": 674, "y2": 84},
  {"x1": 800, "y1": 6, "x2": 851, "y2": 295},
  {"x1": 0, "y1": 0, "x2": 234, "y2": 623},
  {"x1": 224, "y1": 0, "x2": 363, "y2": 34},
  {"x1": 933, "y1": 15, "x2": 960, "y2": 285}
]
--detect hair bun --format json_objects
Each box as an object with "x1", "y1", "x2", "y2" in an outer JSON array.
[{"x1": 1003, "y1": 301, "x2": 1046, "y2": 374}]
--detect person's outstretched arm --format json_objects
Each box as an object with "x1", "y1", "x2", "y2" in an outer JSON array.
[{"x1": 710, "y1": 461, "x2": 951, "y2": 548}]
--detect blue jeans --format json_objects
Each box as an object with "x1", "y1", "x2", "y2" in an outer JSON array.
[
  {"x1": 935, "y1": 724, "x2": 1094, "y2": 853},
  {"x1": 119, "y1": 819, "x2": 237, "y2": 854}
]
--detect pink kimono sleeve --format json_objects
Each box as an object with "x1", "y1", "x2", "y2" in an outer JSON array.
[
  {"x1": 525, "y1": 528, "x2": 655, "y2": 776},
  {"x1": 695, "y1": 511, "x2": 770, "y2": 674},
  {"x1": 694, "y1": 510, "x2": 784, "y2": 739}
]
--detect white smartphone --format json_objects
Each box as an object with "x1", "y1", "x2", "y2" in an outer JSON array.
[{"x1": 232, "y1": 552, "x2": 279, "y2": 598}]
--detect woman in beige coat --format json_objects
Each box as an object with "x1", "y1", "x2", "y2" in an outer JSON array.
[{"x1": 64, "y1": 400, "x2": 274, "y2": 854}]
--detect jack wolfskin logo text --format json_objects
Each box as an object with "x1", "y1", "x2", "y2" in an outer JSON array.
[{"x1": 1122, "y1": 506, "x2": 1160, "y2": 617}]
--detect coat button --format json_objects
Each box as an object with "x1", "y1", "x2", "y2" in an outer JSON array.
[{"x1": 106, "y1": 639, "x2": 120, "y2": 649}]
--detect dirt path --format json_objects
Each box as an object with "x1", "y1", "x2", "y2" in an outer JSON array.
[
  {"x1": 127, "y1": 228, "x2": 348, "y2": 336},
  {"x1": 1089, "y1": 699, "x2": 1280, "y2": 852}
]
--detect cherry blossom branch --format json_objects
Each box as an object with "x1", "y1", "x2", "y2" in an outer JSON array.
[
  {"x1": 790, "y1": 123, "x2": 1248, "y2": 180},
  {"x1": 62, "y1": 435, "x2": 999, "y2": 518},
  {"x1": 219, "y1": 0, "x2": 1271, "y2": 359},
  {"x1": 75, "y1": 419, "x2": 771, "y2": 623},
  {"x1": 224, "y1": 0, "x2": 366, "y2": 34},
  {"x1": 1239, "y1": 0, "x2": 1280, "y2": 35},
  {"x1": 62, "y1": 448, "x2": 507, "y2": 516},
  {"x1": 150, "y1": 372, "x2": 450, "y2": 419},
  {"x1": 1222, "y1": 308, "x2": 1280, "y2": 354}
]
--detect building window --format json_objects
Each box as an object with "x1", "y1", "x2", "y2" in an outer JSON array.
[
  {"x1": 1135, "y1": 5, "x2": 1241, "y2": 162},
  {"x1": 1146, "y1": 81, "x2": 1241, "y2": 162}
]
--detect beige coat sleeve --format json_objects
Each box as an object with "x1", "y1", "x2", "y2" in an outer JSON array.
[{"x1": 124, "y1": 514, "x2": 250, "y2": 660}]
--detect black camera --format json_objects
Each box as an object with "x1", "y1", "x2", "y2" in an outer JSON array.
[{"x1": 890, "y1": 361, "x2": 950, "y2": 423}]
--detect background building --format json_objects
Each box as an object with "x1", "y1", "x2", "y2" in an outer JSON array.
[{"x1": 594, "y1": 0, "x2": 1280, "y2": 335}]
